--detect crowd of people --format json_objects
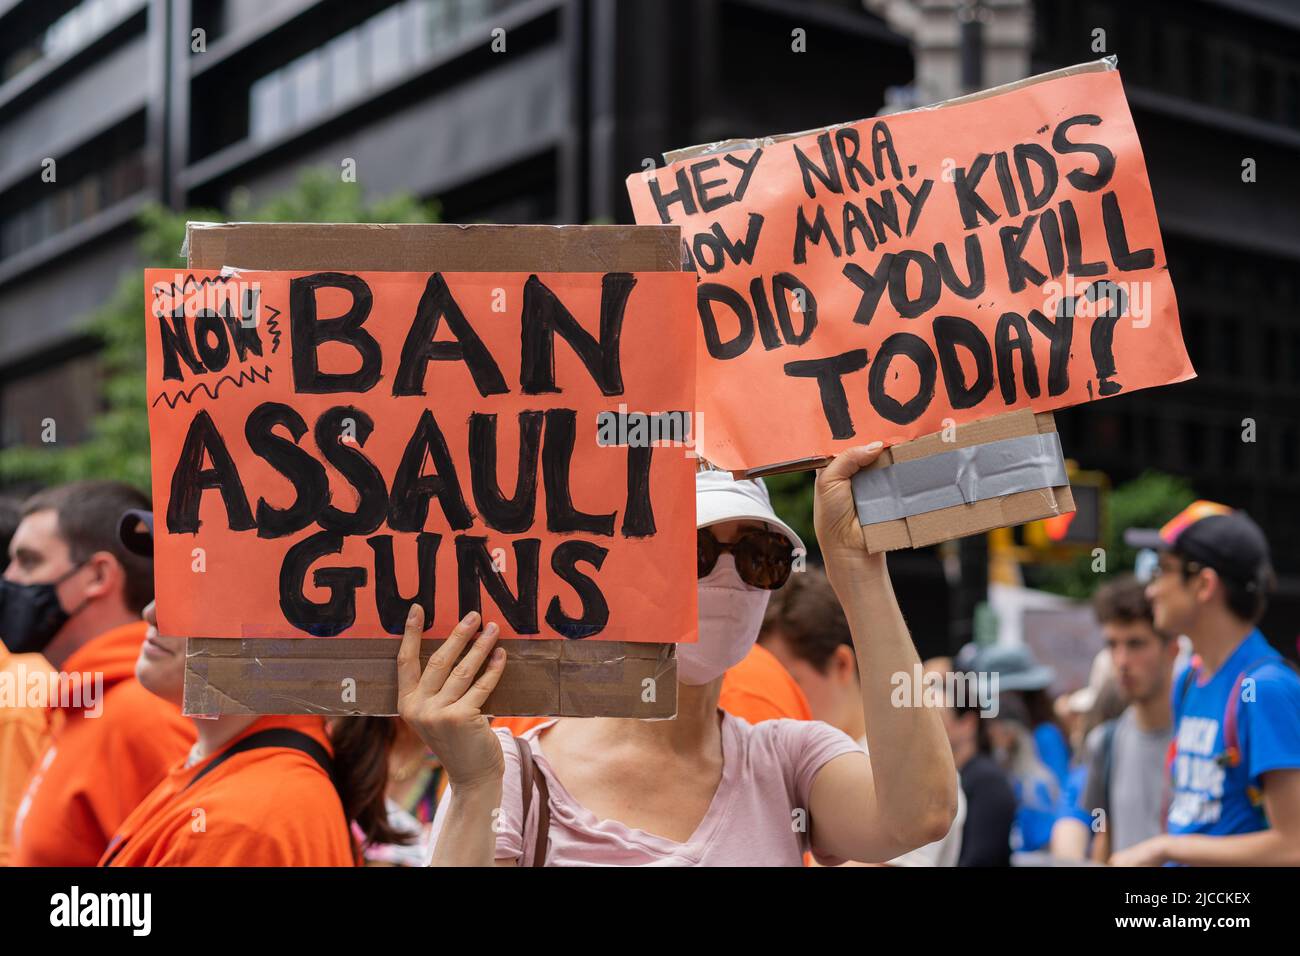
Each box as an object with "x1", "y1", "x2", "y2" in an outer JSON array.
[{"x1": 1, "y1": 445, "x2": 1298, "y2": 866}]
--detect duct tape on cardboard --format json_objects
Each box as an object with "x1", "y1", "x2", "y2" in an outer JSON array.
[{"x1": 852, "y1": 432, "x2": 1068, "y2": 524}]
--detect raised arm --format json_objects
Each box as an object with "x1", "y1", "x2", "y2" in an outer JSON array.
[{"x1": 807, "y1": 444, "x2": 960, "y2": 862}]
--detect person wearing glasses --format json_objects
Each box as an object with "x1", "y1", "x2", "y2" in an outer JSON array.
[
  {"x1": 399, "y1": 446, "x2": 958, "y2": 866},
  {"x1": 1110, "y1": 501, "x2": 1300, "y2": 866}
]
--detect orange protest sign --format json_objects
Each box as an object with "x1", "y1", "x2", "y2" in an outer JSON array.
[
  {"x1": 144, "y1": 269, "x2": 697, "y2": 645},
  {"x1": 627, "y1": 62, "x2": 1194, "y2": 473}
]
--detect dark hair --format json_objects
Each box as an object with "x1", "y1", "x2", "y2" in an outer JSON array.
[
  {"x1": 21, "y1": 481, "x2": 153, "y2": 614},
  {"x1": 758, "y1": 565, "x2": 851, "y2": 673},
  {"x1": 1093, "y1": 575, "x2": 1164, "y2": 636},
  {"x1": 1002, "y1": 687, "x2": 1060, "y2": 735},
  {"x1": 952, "y1": 672, "x2": 993, "y2": 753},
  {"x1": 0, "y1": 496, "x2": 21, "y2": 575},
  {"x1": 327, "y1": 716, "x2": 410, "y2": 849},
  {"x1": 1174, "y1": 552, "x2": 1272, "y2": 624}
]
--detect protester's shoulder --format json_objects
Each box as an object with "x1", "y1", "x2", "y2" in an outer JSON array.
[
  {"x1": 0, "y1": 651, "x2": 53, "y2": 677},
  {"x1": 101, "y1": 679, "x2": 191, "y2": 735},
  {"x1": 720, "y1": 645, "x2": 812, "y2": 723},
  {"x1": 1242, "y1": 654, "x2": 1300, "y2": 711},
  {"x1": 203, "y1": 746, "x2": 344, "y2": 819},
  {"x1": 101, "y1": 674, "x2": 164, "y2": 709},
  {"x1": 1083, "y1": 719, "x2": 1112, "y2": 759},
  {"x1": 719, "y1": 685, "x2": 804, "y2": 724},
  {"x1": 735, "y1": 713, "x2": 859, "y2": 756},
  {"x1": 1035, "y1": 721, "x2": 1069, "y2": 747},
  {"x1": 1244, "y1": 651, "x2": 1300, "y2": 686}
]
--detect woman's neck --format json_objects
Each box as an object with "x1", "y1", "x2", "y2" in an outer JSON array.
[
  {"x1": 578, "y1": 678, "x2": 724, "y2": 755},
  {"x1": 1188, "y1": 613, "x2": 1254, "y2": 676},
  {"x1": 193, "y1": 713, "x2": 260, "y2": 761}
]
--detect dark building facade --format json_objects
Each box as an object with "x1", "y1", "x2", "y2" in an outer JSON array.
[
  {"x1": 1032, "y1": 0, "x2": 1300, "y2": 643},
  {"x1": 0, "y1": 0, "x2": 911, "y2": 440}
]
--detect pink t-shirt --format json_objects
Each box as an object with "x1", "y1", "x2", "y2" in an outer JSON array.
[{"x1": 428, "y1": 712, "x2": 863, "y2": 866}]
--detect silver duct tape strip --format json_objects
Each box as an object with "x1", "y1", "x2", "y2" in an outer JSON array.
[{"x1": 852, "y1": 432, "x2": 1068, "y2": 525}]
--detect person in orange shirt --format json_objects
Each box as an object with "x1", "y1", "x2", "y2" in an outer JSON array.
[
  {"x1": 0, "y1": 645, "x2": 56, "y2": 866},
  {"x1": 4, "y1": 482, "x2": 194, "y2": 866},
  {"x1": 719, "y1": 643, "x2": 813, "y2": 724},
  {"x1": 757, "y1": 567, "x2": 868, "y2": 738},
  {"x1": 103, "y1": 595, "x2": 399, "y2": 866},
  {"x1": 0, "y1": 496, "x2": 57, "y2": 866}
]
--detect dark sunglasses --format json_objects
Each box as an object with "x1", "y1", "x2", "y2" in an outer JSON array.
[{"x1": 697, "y1": 527, "x2": 794, "y2": 590}]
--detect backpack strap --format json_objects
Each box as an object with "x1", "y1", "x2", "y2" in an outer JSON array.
[
  {"x1": 1221, "y1": 666, "x2": 1258, "y2": 770},
  {"x1": 1166, "y1": 659, "x2": 1200, "y2": 774},
  {"x1": 1097, "y1": 717, "x2": 1120, "y2": 814},
  {"x1": 513, "y1": 735, "x2": 551, "y2": 867},
  {"x1": 184, "y1": 728, "x2": 334, "y2": 791},
  {"x1": 1219, "y1": 657, "x2": 1298, "y2": 817},
  {"x1": 1162, "y1": 658, "x2": 1201, "y2": 832}
]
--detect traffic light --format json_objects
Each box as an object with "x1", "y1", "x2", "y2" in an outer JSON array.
[
  {"x1": 989, "y1": 465, "x2": 1109, "y2": 563},
  {"x1": 1041, "y1": 479, "x2": 1103, "y2": 546}
]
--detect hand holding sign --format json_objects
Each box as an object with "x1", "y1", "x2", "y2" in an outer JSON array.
[
  {"x1": 396, "y1": 605, "x2": 505, "y2": 794},
  {"x1": 813, "y1": 442, "x2": 886, "y2": 567}
]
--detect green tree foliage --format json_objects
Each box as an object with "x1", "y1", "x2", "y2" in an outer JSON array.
[
  {"x1": 765, "y1": 470, "x2": 817, "y2": 558},
  {"x1": 0, "y1": 170, "x2": 437, "y2": 493}
]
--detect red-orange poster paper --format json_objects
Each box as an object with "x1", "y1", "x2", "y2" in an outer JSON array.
[
  {"x1": 144, "y1": 269, "x2": 697, "y2": 643},
  {"x1": 627, "y1": 65, "x2": 1194, "y2": 472}
]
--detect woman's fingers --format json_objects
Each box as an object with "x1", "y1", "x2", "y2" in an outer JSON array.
[
  {"x1": 459, "y1": 646, "x2": 508, "y2": 713},
  {"x1": 817, "y1": 441, "x2": 884, "y2": 488},
  {"x1": 396, "y1": 603, "x2": 427, "y2": 704},
  {"x1": 418, "y1": 609, "x2": 482, "y2": 697},
  {"x1": 435, "y1": 621, "x2": 501, "y2": 704},
  {"x1": 396, "y1": 604, "x2": 504, "y2": 717}
]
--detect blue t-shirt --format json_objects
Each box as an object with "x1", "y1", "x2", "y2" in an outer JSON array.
[
  {"x1": 1168, "y1": 629, "x2": 1300, "y2": 836},
  {"x1": 1010, "y1": 776, "x2": 1058, "y2": 852},
  {"x1": 1057, "y1": 762, "x2": 1093, "y2": 826},
  {"x1": 1007, "y1": 724, "x2": 1074, "y2": 851},
  {"x1": 1033, "y1": 722, "x2": 1072, "y2": 788}
]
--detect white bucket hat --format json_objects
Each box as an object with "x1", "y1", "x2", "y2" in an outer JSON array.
[{"x1": 695, "y1": 467, "x2": 805, "y2": 553}]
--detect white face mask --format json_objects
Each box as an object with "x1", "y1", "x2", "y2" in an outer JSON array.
[{"x1": 678, "y1": 554, "x2": 771, "y2": 686}]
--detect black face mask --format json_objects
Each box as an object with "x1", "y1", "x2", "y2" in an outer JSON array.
[{"x1": 0, "y1": 563, "x2": 87, "y2": 655}]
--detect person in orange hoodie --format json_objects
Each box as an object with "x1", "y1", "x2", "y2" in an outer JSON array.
[
  {"x1": 0, "y1": 496, "x2": 57, "y2": 866},
  {"x1": 0, "y1": 645, "x2": 55, "y2": 867},
  {"x1": 4, "y1": 482, "x2": 194, "y2": 866},
  {"x1": 101, "y1": 515, "x2": 401, "y2": 867}
]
